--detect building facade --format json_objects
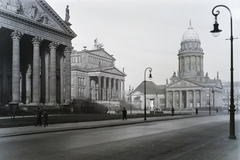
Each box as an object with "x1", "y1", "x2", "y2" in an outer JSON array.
[
  {"x1": 0, "y1": 0, "x2": 76, "y2": 107},
  {"x1": 71, "y1": 40, "x2": 126, "y2": 107},
  {"x1": 222, "y1": 81, "x2": 240, "y2": 111},
  {"x1": 166, "y1": 23, "x2": 223, "y2": 109},
  {"x1": 128, "y1": 23, "x2": 223, "y2": 111},
  {"x1": 128, "y1": 81, "x2": 165, "y2": 111}
]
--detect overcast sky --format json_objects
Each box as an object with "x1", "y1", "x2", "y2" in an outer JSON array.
[{"x1": 47, "y1": 0, "x2": 240, "y2": 90}]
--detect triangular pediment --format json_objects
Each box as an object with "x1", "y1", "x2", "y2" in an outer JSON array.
[
  {"x1": 90, "y1": 49, "x2": 115, "y2": 60},
  {"x1": 103, "y1": 67, "x2": 125, "y2": 76},
  {"x1": 168, "y1": 80, "x2": 200, "y2": 88},
  {"x1": 0, "y1": 0, "x2": 76, "y2": 37}
]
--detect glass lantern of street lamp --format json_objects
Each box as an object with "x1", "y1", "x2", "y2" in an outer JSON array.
[
  {"x1": 210, "y1": 20, "x2": 222, "y2": 37},
  {"x1": 149, "y1": 71, "x2": 152, "y2": 79}
]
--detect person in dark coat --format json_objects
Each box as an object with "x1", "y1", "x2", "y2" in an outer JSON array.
[
  {"x1": 35, "y1": 108, "x2": 42, "y2": 126},
  {"x1": 122, "y1": 107, "x2": 127, "y2": 120},
  {"x1": 171, "y1": 107, "x2": 175, "y2": 116},
  {"x1": 42, "y1": 110, "x2": 48, "y2": 127}
]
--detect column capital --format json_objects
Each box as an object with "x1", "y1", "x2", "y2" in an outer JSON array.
[
  {"x1": 64, "y1": 46, "x2": 73, "y2": 53},
  {"x1": 32, "y1": 36, "x2": 43, "y2": 45},
  {"x1": 49, "y1": 42, "x2": 59, "y2": 50},
  {"x1": 11, "y1": 30, "x2": 23, "y2": 40}
]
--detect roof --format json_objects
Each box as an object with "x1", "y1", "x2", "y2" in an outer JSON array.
[
  {"x1": 0, "y1": 0, "x2": 77, "y2": 39},
  {"x1": 134, "y1": 81, "x2": 166, "y2": 95}
]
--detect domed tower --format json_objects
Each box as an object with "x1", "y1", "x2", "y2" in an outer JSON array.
[{"x1": 178, "y1": 22, "x2": 204, "y2": 79}]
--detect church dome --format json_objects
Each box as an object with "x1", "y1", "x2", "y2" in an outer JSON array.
[{"x1": 182, "y1": 24, "x2": 200, "y2": 42}]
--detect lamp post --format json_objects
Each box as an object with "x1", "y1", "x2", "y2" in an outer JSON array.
[
  {"x1": 211, "y1": 5, "x2": 236, "y2": 139},
  {"x1": 156, "y1": 92, "x2": 159, "y2": 112},
  {"x1": 209, "y1": 89, "x2": 211, "y2": 115},
  {"x1": 144, "y1": 67, "x2": 152, "y2": 120},
  {"x1": 209, "y1": 88, "x2": 214, "y2": 115}
]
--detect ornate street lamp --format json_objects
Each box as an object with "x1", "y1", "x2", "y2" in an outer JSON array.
[
  {"x1": 209, "y1": 88, "x2": 214, "y2": 115},
  {"x1": 144, "y1": 67, "x2": 152, "y2": 120},
  {"x1": 211, "y1": 5, "x2": 236, "y2": 139}
]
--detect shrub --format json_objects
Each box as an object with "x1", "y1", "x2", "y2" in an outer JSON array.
[{"x1": 72, "y1": 98, "x2": 108, "y2": 114}]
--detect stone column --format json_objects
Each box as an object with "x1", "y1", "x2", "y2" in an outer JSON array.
[
  {"x1": 64, "y1": 46, "x2": 72, "y2": 104},
  {"x1": 60, "y1": 56, "x2": 65, "y2": 104},
  {"x1": 179, "y1": 90, "x2": 182, "y2": 109},
  {"x1": 113, "y1": 78, "x2": 116, "y2": 99},
  {"x1": 11, "y1": 30, "x2": 23, "y2": 103},
  {"x1": 118, "y1": 79, "x2": 121, "y2": 100},
  {"x1": 193, "y1": 90, "x2": 196, "y2": 108},
  {"x1": 98, "y1": 76, "x2": 102, "y2": 100},
  {"x1": 166, "y1": 91, "x2": 169, "y2": 108},
  {"x1": 26, "y1": 64, "x2": 31, "y2": 104},
  {"x1": 32, "y1": 37, "x2": 42, "y2": 104},
  {"x1": 200, "y1": 90, "x2": 203, "y2": 107},
  {"x1": 108, "y1": 78, "x2": 112, "y2": 100},
  {"x1": 172, "y1": 91, "x2": 175, "y2": 108},
  {"x1": 49, "y1": 42, "x2": 59, "y2": 104},
  {"x1": 45, "y1": 53, "x2": 49, "y2": 103},
  {"x1": 186, "y1": 90, "x2": 189, "y2": 108},
  {"x1": 103, "y1": 77, "x2": 106, "y2": 100},
  {"x1": 20, "y1": 72, "x2": 22, "y2": 103}
]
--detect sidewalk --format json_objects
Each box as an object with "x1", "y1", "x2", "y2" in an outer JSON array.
[{"x1": 0, "y1": 114, "x2": 206, "y2": 137}]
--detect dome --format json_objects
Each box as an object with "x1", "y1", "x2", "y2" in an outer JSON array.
[{"x1": 182, "y1": 25, "x2": 200, "y2": 42}]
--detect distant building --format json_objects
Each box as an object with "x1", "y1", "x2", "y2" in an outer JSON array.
[
  {"x1": 128, "y1": 81, "x2": 165, "y2": 111},
  {"x1": 128, "y1": 22, "x2": 223, "y2": 111},
  {"x1": 166, "y1": 23, "x2": 223, "y2": 109},
  {"x1": 71, "y1": 40, "x2": 126, "y2": 108},
  {"x1": 222, "y1": 81, "x2": 240, "y2": 110}
]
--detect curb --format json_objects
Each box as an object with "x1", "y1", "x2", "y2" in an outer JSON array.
[{"x1": 0, "y1": 115, "x2": 208, "y2": 138}]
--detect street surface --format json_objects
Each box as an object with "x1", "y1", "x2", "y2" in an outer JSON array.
[{"x1": 0, "y1": 114, "x2": 239, "y2": 160}]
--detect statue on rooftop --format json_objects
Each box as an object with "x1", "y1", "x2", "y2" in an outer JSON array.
[{"x1": 65, "y1": 5, "x2": 70, "y2": 22}]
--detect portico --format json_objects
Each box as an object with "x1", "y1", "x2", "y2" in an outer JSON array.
[{"x1": 0, "y1": 0, "x2": 76, "y2": 106}]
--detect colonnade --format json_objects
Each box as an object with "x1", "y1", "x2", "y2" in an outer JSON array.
[
  {"x1": 10, "y1": 30, "x2": 72, "y2": 105},
  {"x1": 89, "y1": 76, "x2": 125, "y2": 101},
  {"x1": 166, "y1": 89, "x2": 204, "y2": 109}
]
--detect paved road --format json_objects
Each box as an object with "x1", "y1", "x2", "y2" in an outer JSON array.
[{"x1": 0, "y1": 114, "x2": 239, "y2": 160}]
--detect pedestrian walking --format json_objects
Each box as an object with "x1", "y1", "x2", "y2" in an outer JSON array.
[
  {"x1": 42, "y1": 110, "x2": 48, "y2": 127},
  {"x1": 122, "y1": 107, "x2": 127, "y2": 120},
  {"x1": 35, "y1": 108, "x2": 42, "y2": 126},
  {"x1": 171, "y1": 107, "x2": 175, "y2": 116},
  {"x1": 196, "y1": 108, "x2": 198, "y2": 115}
]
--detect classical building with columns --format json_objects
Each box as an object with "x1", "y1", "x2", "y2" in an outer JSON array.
[
  {"x1": 71, "y1": 40, "x2": 126, "y2": 108},
  {"x1": 126, "y1": 23, "x2": 223, "y2": 111},
  {"x1": 0, "y1": 0, "x2": 76, "y2": 107},
  {"x1": 166, "y1": 23, "x2": 223, "y2": 109}
]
